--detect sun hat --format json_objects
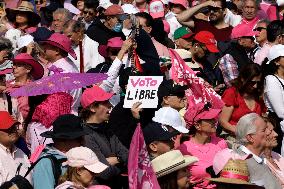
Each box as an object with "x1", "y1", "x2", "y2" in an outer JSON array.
[
  {"x1": 41, "y1": 114, "x2": 88, "y2": 139},
  {"x1": 81, "y1": 86, "x2": 114, "y2": 108},
  {"x1": 194, "y1": 31, "x2": 219, "y2": 53},
  {"x1": 212, "y1": 148, "x2": 252, "y2": 175},
  {"x1": 168, "y1": 0, "x2": 188, "y2": 9},
  {"x1": 151, "y1": 150, "x2": 198, "y2": 177},
  {"x1": 152, "y1": 107, "x2": 189, "y2": 133},
  {"x1": 12, "y1": 53, "x2": 44, "y2": 80},
  {"x1": 149, "y1": 0, "x2": 165, "y2": 19},
  {"x1": 157, "y1": 79, "x2": 188, "y2": 99},
  {"x1": 208, "y1": 159, "x2": 264, "y2": 188},
  {"x1": 32, "y1": 92, "x2": 73, "y2": 129},
  {"x1": 184, "y1": 102, "x2": 221, "y2": 127},
  {"x1": 6, "y1": 1, "x2": 41, "y2": 27},
  {"x1": 0, "y1": 111, "x2": 19, "y2": 130},
  {"x1": 143, "y1": 121, "x2": 178, "y2": 145},
  {"x1": 66, "y1": 146, "x2": 108, "y2": 174},
  {"x1": 174, "y1": 27, "x2": 194, "y2": 40},
  {"x1": 122, "y1": 4, "x2": 139, "y2": 15},
  {"x1": 40, "y1": 33, "x2": 77, "y2": 60},
  {"x1": 16, "y1": 35, "x2": 34, "y2": 50},
  {"x1": 267, "y1": 44, "x2": 284, "y2": 63}
]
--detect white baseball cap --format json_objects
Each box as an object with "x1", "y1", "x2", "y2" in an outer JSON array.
[
  {"x1": 122, "y1": 4, "x2": 139, "y2": 14},
  {"x1": 267, "y1": 44, "x2": 284, "y2": 63},
  {"x1": 148, "y1": 0, "x2": 165, "y2": 19},
  {"x1": 277, "y1": 0, "x2": 284, "y2": 6},
  {"x1": 152, "y1": 107, "x2": 189, "y2": 133},
  {"x1": 66, "y1": 147, "x2": 108, "y2": 174}
]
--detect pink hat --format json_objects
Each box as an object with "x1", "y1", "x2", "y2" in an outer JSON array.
[
  {"x1": 66, "y1": 147, "x2": 108, "y2": 174},
  {"x1": 98, "y1": 37, "x2": 123, "y2": 58},
  {"x1": 213, "y1": 148, "x2": 252, "y2": 175},
  {"x1": 41, "y1": 33, "x2": 77, "y2": 60},
  {"x1": 194, "y1": 31, "x2": 219, "y2": 53},
  {"x1": 13, "y1": 53, "x2": 44, "y2": 80},
  {"x1": 81, "y1": 86, "x2": 114, "y2": 108},
  {"x1": 32, "y1": 92, "x2": 73, "y2": 128},
  {"x1": 184, "y1": 102, "x2": 221, "y2": 127},
  {"x1": 231, "y1": 25, "x2": 257, "y2": 39},
  {"x1": 169, "y1": 0, "x2": 188, "y2": 9},
  {"x1": 149, "y1": 0, "x2": 165, "y2": 19}
]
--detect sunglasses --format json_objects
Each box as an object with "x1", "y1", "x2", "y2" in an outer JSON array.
[
  {"x1": 253, "y1": 27, "x2": 266, "y2": 32},
  {"x1": 169, "y1": 91, "x2": 186, "y2": 98},
  {"x1": 35, "y1": 0, "x2": 45, "y2": 4},
  {"x1": 83, "y1": 10, "x2": 95, "y2": 16},
  {"x1": 248, "y1": 81, "x2": 261, "y2": 86},
  {"x1": 208, "y1": 6, "x2": 222, "y2": 12}
]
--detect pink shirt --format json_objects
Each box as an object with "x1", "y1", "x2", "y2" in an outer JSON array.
[
  {"x1": 179, "y1": 135, "x2": 227, "y2": 189},
  {"x1": 267, "y1": 5, "x2": 283, "y2": 21},
  {"x1": 265, "y1": 151, "x2": 284, "y2": 188},
  {"x1": 254, "y1": 43, "x2": 271, "y2": 65}
]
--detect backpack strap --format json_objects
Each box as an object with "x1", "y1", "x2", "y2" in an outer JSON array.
[
  {"x1": 272, "y1": 75, "x2": 284, "y2": 90},
  {"x1": 24, "y1": 155, "x2": 67, "y2": 186}
]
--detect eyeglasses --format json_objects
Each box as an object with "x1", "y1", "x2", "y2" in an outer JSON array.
[
  {"x1": 35, "y1": 0, "x2": 45, "y2": 4},
  {"x1": 83, "y1": 10, "x2": 95, "y2": 16},
  {"x1": 253, "y1": 27, "x2": 266, "y2": 32}
]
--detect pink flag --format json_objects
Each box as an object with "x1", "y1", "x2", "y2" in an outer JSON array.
[
  {"x1": 128, "y1": 124, "x2": 161, "y2": 189},
  {"x1": 169, "y1": 49, "x2": 224, "y2": 111}
]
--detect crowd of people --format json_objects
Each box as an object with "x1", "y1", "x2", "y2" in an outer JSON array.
[{"x1": 0, "y1": 0, "x2": 284, "y2": 188}]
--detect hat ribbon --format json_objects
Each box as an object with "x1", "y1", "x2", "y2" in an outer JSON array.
[
  {"x1": 220, "y1": 171, "x2": 249, "y2": 181},
  {"x1": 156, "y1": 160, "x2": 185, "y2": 175}
]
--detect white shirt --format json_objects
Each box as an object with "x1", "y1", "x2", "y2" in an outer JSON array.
[
  {"x1": 68, "y1": 35, "x2": 105, "y2": 72},
  {"x1": 0, "y1": 144, "x2": 31, "y2": 184},
  {"x1": 224, "y1": 9, "x2": 242, "y2": 27},
  {"x1": 49, "y1": 58, "x2": 82, "y2": 115},
  {"x1": 240, "y1": 145, "x2": 263, "y2": 164}
]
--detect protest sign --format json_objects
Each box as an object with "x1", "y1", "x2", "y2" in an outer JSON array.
[{"x1": 123, "y1": 76, "x2": 163, "y2": 108}]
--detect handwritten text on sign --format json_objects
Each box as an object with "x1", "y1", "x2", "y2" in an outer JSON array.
[{"x1": 123, "y1": 76, "x2": 163, "y2": 108}]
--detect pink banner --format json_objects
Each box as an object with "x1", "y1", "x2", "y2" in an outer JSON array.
[
  {"x1": 128, "y1": 124, "x2": 161, "y2": 189},
  {"x1": 169, "y1": 49, "x2": 224, "y2": 110}
]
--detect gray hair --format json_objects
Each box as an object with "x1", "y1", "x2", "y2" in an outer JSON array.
[
  {"x1": 0, "y1": 37, "x2": 13, "y2": 52},
  {"x1": 236, "y1": 113, "x2": 259, "y2": 145},
  {"x1": 63, "y1": 19, "x2": 85, "y2": 33},
  {"x1": 53, "y1": 8, "x2": 73, "y2": 23},
  {"x1": 257, "y1": 19, "x2": 271, "y2": 26}
]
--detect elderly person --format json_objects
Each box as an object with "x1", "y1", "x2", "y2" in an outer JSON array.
[
  {"x1": 219, "y1": 63, "x2": 266, "y2": 137},
  {"x1": 51, "y1": 8, "x2": 73, "y2": 33},
  {"x1": 63, "y1": 20, "x2": 104, "y2": 72},
  {"x1": 179, "y1": 102, "x2": 227, "y2": 189},
  {"x1": 234, "y1": 113, "x2": 282, "y2": 189},
  {"x1": 264, "y1": 45, "x2": 284, "y2": 155}
]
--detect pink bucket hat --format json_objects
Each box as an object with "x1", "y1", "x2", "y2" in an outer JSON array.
[
  {"x1": 213, "y1": 148, "x2": 252, "y2": 175},
  {"x1": 32, "y1": 92, "x2": 73, "y2": 128},
  {"x1": 81, "y1": 86, "x2": 114, "y2": 108},
  {"x1": 66, "y1": 147, "x2": 108, "y2": 174},
  {"x1": 40, "y1": 33, "x2": 77, "y2": 60},
  {"x1": 149, "y1": 0, "x2": 165, "y2": 19},
  {"x1": 169, "y1": 0, "x2": 188, "y2": 9},
  {"x1": 185, "y1": 102, "x2": 221, "y2": 127}
]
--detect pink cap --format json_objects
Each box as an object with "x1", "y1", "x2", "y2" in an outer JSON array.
[
  {"x1": 231, "y1": 25, "x2": 257, "y2": 39},
  {"x1": 107, "y1": 37, "x2": 123, "y2": 48},
  {"x1": 149, "y1": 0, "x2": 165, "y2": 19},
  {"x1": 213, "y1": 148, "x2": 252, "y2": 175},
  {"x1": 81, "y1": 86, "x2": 114, "y2": 108},
  {"x1": 41, "y1": 33, "x2": 77, "y2": 60},
  {"x1": 185, "y1": 102, "x2": 221, "y2": 127},
  {"x1": 66, "y1": 147, "x2": 108, "y2": 174},
  {"x1": 169, "y1": 0, "x2": 188, "y2": 9},
  {"x1": 194, "y1": 31, "x2": 219, "y2": 53}
]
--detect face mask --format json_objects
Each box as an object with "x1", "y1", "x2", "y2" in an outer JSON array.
[
  {"x1": 277, "y1": 0, "x2": 284, "y2": 6},
  {"x1": 112, "y1": 22, "x2": 123, "y2": 32}
]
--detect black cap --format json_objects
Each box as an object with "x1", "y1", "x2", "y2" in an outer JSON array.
[
  {"x1": 157, "y1": 79, "x2": 188, "y2": 99},
  {"x1": 31, "y1": 27, "x2": 54, "y2": 42},
  {"x1": 143, "y1": 122, "x2": 178, "y2": 145}
]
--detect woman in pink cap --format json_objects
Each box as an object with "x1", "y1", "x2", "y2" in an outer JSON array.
[{"x1": 179, "y1": 102, "x2": 227, "y2": 189}]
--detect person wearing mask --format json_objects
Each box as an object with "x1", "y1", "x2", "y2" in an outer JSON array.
[
  {"x1": 152, "y1": 150, "x2": 198, "y2": 189},
  {"x1": 33, "y1": 114, "x2": 88, "y2": 189},
  {"x1": 56, "y1": 147, "x2": 109, "y2": 189},
  {"x1": 264, "y1": 45, "x2": 284, "y2": 155},
  {"x1": 63, "y1": 19, "x2": 105, "y2": 72},
  {"x1": 51, "y1": 8, "x2": 73, "y2": 33},
  {"x1": 0, "y1": 111, "x2": 31, "y2": 185},
  {"x1": 86, "y1": 4, "x2": 126, "y2": 45},
  {"x1": 234, "y1": 113, "x2": 282, "y2": 189},
  {"x1": 254, "y1": 19, "x2": 270, "y2": 65},
  {"x1": 219, "y1": 63, "x2": 266, "y2": 138},
  {"x1": 143, "y1": 122, "x2": 178, "y2": 160},
  {"x1": 177, "y1": 0, "x2": 233, "y2": 41},
  {"x1": 180, "y1": 102, "x2": 227, "y2": 189},
  {"x1": 80, "y1": 86, "x2": 129, "y2": 188}
]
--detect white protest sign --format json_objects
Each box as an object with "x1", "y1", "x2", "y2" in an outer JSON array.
[{"x1": 123, "y1": 76, "x2": 163, "y2": 108}]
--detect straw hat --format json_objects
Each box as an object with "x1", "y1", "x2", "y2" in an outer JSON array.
[
  {"x1": 6, "y1": 1, "x2": 41, "y2": 27},
  {"x1": 208, "y1": 159, "x2": 263, "y2": 188},
  {"x1": 151, "y1": 150, "x2": 198, "y2": 178}
]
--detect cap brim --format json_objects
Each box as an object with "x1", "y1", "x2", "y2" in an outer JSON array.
[
  {"x1": 150, "y1": 12, "x2": 165, "y2": 19},
  {"x1": 174, "y1": 126, "x2": 189, "y2": 134},
  {"x1": 197, "y1": 109, "x2": 221, "y2": 121},
  {"x1": 13, "y1": 59, "x2": 44, "y2": 80},
  {"x1": 40, "y1": 130, "x2": 88, "y2": 139},
  {"x1": 208, "y1": 177, "x2": 255, "y2": 185},
  {"x1": 84, "y1": 161, "x2": 108, "y2": 174},
  {"x1": 40, "y1": 40, "x2": 77, "y2": 60},
  {"x1": 95, "y1": 93, "x2": 114, "y2": 102},
  {"x1": 117, "y1": 14, "x2": 128, "y2": 21},
  {"x1": 206, "y1": 44, "x2": 219, "y2": 53},
  {"x1": 181, "y1": 33, "x2": 194, "y2": 39}
]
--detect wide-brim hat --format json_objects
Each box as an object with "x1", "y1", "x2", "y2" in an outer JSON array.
[
  {"x1": 41, "y1": 114, "x2": 88, "y2": 139},
  {"x1": 13, "y1": 53, "x2": 44, "y2": 80},
  {"x1": 6, "y1": 1, "x2": 41, "y2": 27}
]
